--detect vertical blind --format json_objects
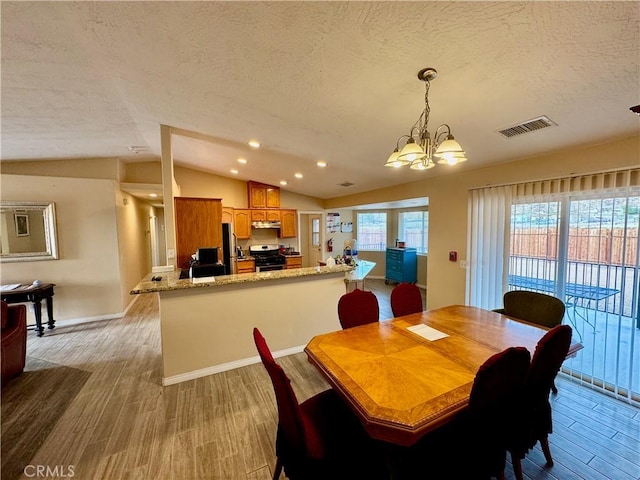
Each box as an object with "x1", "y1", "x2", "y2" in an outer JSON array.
[
  {"x1": 467, "y1": 168, "x2": 640, "y2": 308},
  {"x1": 467, "y1": 168, "x2": 640, "y2": 404}
]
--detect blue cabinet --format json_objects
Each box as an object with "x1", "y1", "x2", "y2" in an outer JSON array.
[{"x1": 385, "y1": 247, "x2": 417, "y2": 284}]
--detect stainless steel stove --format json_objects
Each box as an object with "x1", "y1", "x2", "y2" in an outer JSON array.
[{"x1": 249, "y1": 244, "x2": 286, "y2": 272}]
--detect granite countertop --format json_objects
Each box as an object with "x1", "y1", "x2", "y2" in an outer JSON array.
[
  {"x1": 343, "y1": 260, "x2": 376, "y2": 283},
  {"x1": 130, "y1": 263, "x2": 353, "y2": 294}
]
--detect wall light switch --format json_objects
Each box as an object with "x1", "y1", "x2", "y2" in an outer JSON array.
[{"x1": 459, "y1": 260, "x2": 468, "y2": 268}]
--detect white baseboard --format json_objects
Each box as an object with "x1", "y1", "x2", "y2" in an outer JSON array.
[{"x1": 161, "y1": 344, "x2": 306, "y2": 386}]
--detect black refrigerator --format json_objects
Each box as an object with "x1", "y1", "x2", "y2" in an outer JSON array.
[{"x1": 222, "y1": 223, "x2": 232, "y2": 275}]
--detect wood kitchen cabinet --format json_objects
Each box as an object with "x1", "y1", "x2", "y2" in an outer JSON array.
[
  {"x1": 279, "y1": 209, "x2": 297, "y2": 238},
  {"x1": 285, "y1": 256, "x2": 303, "y2": 269},
  {"x1": 248, "y1": 181, "x2": 280, "y2": 209},
  {"x1": 175, "y1": 197, "x2": 222, "y2": 269},
  {"x1": 236, "y1": 259, "x2": 255, "y2": 274},
  {"x1": 233, "y1": 209, "x2": 251, "y2": 239},
  {"x1": 251, "y1": 209, "x2": 281, "y2": 222},
  {"x1": 222, "y1": 207, "x2": 234, "y2": 224}
]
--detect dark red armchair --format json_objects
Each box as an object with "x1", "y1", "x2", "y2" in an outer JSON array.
[{"x1": 1, "y1": 301, "x2": 27, "y2": 387}]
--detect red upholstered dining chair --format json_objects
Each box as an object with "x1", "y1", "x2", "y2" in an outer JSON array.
[
  {"x1": 509, "y1": 325, "x2": 572, "y2": 480},
  {"x1": 397, "y1": 346, "x2": 531, "y2": 480},
  {"x1": 337, "y1": 288, "x2": 379, "y2": 330},
  {"x1": 390, "y1": 283, "x2": 423, "y2": 317},
  {"x1": 460, "y1": 346, "x2": 532, "y2": 480},
  {"x1": 1, "y1": 301, "x2": 27, "y2": 387},
  {"x1": 252, "y1": 328, "x2": 386, "y2": 480}
]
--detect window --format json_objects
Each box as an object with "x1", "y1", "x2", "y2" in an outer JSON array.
[
  {"x1": 508, "y1": 192, "x2": 640, "y2": 404},
  {"x1": 399, "y1": 211, "x2": 428, "y2": 253},
  {"x1": 357, "y1": 212, "x2": 387, "y2": 251}
]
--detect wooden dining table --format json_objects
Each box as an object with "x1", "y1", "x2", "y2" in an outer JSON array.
[{"x1": 304, "y1": 304, "x2": 583, "y2": 447}]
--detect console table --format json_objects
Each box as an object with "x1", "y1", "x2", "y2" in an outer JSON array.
[{"x1": 1, "y1": 283, "x2": 56, "y2": 336}]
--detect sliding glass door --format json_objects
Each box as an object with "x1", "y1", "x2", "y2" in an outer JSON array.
[{"x1": 508, "y1": 192, "x2": 639, "y2": 404}]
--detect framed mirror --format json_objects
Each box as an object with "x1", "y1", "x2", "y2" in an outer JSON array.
[{"x1": 0, "y1": 201, "x2": 59, "y2": 262}]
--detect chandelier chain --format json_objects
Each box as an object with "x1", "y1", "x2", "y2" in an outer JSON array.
[{"x1": 423, "y1": 79, "x2": 430, "y2": 136}]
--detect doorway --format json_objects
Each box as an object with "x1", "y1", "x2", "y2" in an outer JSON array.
[
  {"x1": 299, "y1": 212, "x2": 323, "y2": 267},
  {"x1": 149, "y1": 206, "x2": 167, "y2": 267},
  {"x1": 508, "y1": 193, "x2": 639, "y2": 404}
]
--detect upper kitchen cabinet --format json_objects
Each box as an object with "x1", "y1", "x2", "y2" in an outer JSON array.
[
  {"x1": 175, "y1": 197, "x2": 222, "y2": 269},
  {"x1": 279, "y1": 210, "x2": 297, "y2": 238},
  {"x1": 233, "y1": 209, "x2": 251, "y2": 239},
  {"x1": 251, "y1": 209, "x2": 281, "y2": 223},
  {"x1": 248, "y1": 181, "x2": 280, "y2": 209},
  {"x1": 222, "y1": 207, "x2": 234, "y2": 224}
]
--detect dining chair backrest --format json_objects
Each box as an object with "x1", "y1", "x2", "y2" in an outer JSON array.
[
  {"x1": 390, "y1": 283, "x2": 423, "y2": 317},
  {"x1": 527, "y1": 325, "x2": 572, "y2": 398},
  {"x1": 509, "y1": 324, "x2": 573, "y2": 474},
  {"x1": 464, "y1": 346, "x2": 532, "y2": 478},
  {"x1": 469, "y1": 346, "x2": 531, "y2": 413},
  {"x1": 499, "y1": 290, "x2": 565, "y2": 328},
  {"x1": 337, "y1": 288, "x2": 379, "y2": 329},
  {"x1": 253, "y1": 327, "x2": 309, "y2": 456}
]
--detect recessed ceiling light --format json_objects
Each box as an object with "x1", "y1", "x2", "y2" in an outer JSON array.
[
  {"x1": 294, "y1": 173, "x2": 303, "y2": 179},
  {"x1": 280, "y1": 180, "x2": 288, "y2": 186},
  {"x1": 149, "y1": 193, "x2": 158, "y2": 198},
  {"x1": 237, "y1": 158, "x2": 247, "y2": 164},
  {"x1": 317, "y1": 161, "x2": 327, "y2": 167},
  {"x1": 248, "y1": 140, "x2": 261, "y2": 149},
  {"x1": 230, "y1": 169, "x2": 239, "y2": 174}
]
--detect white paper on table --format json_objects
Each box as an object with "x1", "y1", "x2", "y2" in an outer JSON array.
[
  {"x1": 0, "y1": 284, "x2": 21, "y2": 292},
  {"x1": 406, "y1": 324, "x2": 449, "y2": 341}
]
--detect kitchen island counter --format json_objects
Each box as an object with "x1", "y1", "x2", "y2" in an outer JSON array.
[
  {"x1": 130, "y1": 263, "x2": 352, "y2": 294},
  {"x1": 131, "y1": 262, "x2": 374, "y2": 386}
]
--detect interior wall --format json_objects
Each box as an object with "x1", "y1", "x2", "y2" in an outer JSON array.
[
  {"x1": 0, "y1": 157, "x2": 121, "y2": 180},
  {"x1": 114, "y1": 189, "x2": 153, "y2": 311},
  {"x1": 122, "y1": 160, "x2": 163, "y2": 184},
  {"x1": 325, "y1": 135, "x2": 640, "y2": 309},
  {"x1": 324, "y1": 208, "x2": 355, "y2": 261},
  {"x1": 0, "y1": 174, "x2": 124, "y2": 323}
]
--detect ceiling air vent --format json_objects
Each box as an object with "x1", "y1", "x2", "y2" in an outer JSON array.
[
  {"x1": 339, "y1": 181, "x2": 355, "y2": 188},
  {"x1": 498, "y1": 116, "x2": 557, "y2": 138}
]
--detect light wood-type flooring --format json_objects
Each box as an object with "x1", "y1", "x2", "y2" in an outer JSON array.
[{"x1": 1, "y1": 279, "x2": 638, "y2": 480}]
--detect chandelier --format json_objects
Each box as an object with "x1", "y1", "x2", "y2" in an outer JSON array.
[{"x1": 385, "y1": 67, "x2": 467, "y2": 170}]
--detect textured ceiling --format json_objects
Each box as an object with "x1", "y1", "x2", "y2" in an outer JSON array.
[{"x1": 2, "y1": 2, "x2": 639, "y2": 199}]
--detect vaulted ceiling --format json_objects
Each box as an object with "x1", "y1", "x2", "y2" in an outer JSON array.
[{"x1": 2, "y1": 2, "x2": 638, "y2": 199}]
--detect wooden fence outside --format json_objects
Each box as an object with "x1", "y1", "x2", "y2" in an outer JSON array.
[{"x1": 510, "y1": 227, "x2": 639, "y2": 267}]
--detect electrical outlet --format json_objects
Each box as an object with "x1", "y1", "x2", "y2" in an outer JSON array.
[
  {"x1": 167, "y1": 248, "x2": 175, "y2": 259},
  {"x1": 459, "y1": 260, "x2": 468, "y2": 268}
]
